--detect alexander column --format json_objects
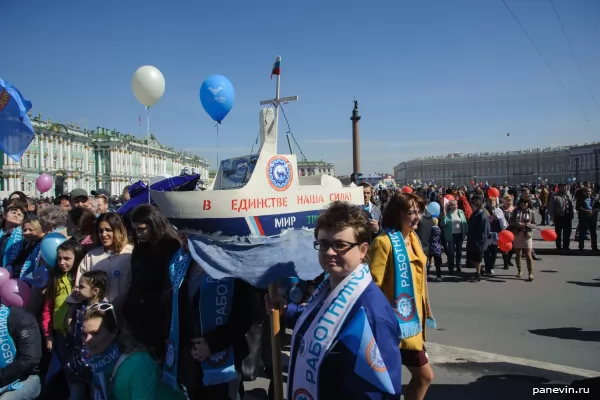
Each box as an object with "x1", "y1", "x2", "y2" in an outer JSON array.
[{"x1": 351, "y1": 99, "x2": 361, "y2": 182}]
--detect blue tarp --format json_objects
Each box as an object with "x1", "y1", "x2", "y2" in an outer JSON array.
[{"x1": 187, "y1": 229, "x2": 323, "y2": 288}]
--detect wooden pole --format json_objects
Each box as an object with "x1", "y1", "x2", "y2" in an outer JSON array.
[{"x1": 268, "y1": 282, "x2": 284, "y2": 400}]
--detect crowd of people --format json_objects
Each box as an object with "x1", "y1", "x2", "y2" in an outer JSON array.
[{"x1": 0, "y1": 178, "x2": 596, "y2": 400}]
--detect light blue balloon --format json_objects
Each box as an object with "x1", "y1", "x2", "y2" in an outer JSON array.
[
  {"x1": 41, "y1": 232, "x2": 67, "y2": 268},
  {"x1": 427, "y1": 202, "x2": 441, "y2": 218},
  {"x1": 200, "y1": 75, "x2": 235, "y2": 122}
]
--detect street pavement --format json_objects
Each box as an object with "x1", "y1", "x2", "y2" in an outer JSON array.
[{"x1": 243, "y1": 253, "x2": 600, "y2": 399}]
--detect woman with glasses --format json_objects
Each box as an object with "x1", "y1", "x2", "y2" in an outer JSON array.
[
  {"x1": 81, "y1": 303, "x2": 184, "y2": 400},
  {"x1": 267, "y1": 201, "x2": 402, "y2": 399},
  {"x1": 369, "y1": 192, "x2": 436, "y2": 400}
]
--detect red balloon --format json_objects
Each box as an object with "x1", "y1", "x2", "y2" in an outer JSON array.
[
  {"x1": 471, "y1": 180, "x2": 475, "y2": 185},
  {"x1": 488, "y1": 187, "x2": 500, "y2": 198},
  {"x1": 402, "y1": 186, "x2": 413, "y2": 193},
  {"x1": 499, "y1": 240, "x2": 513, "y2": 252},
  {"x1": 498, "y1": 230, "x2": 515, "y2": 244},
  {"x1": 540, "y1": 229, "x2": 557, "y2": 242}
]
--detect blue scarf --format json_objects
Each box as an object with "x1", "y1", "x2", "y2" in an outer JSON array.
[
  {"x1": 0, "y1": 305, "x2": 24, "y2": 394},
  {"x1": 385, "y1": 230, "x2": 436, "y2": 339},
  {"x1": 2, "y1": 227, "x2": 23, "y2": 273},
  {"x1": 90, "y1": 343, "x2": 121, "y2": 400},
  {"x1": 163, "y1": 249, "x2": 236, "y2": 389},
  {"x1": 18, "y1": 242, "x2": 41, "y2": 279},
  {"x1": 162, "y1": 249, "x2": 192, "y2": 392},
  {"x1": 199, "y1": 273, "x2": 236, "y2": 386}
]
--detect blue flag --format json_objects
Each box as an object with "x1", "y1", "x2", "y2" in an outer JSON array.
[
  {"x1": 0, "y1": 79, "x2": 35, "y2": 162},
  {"x1": 338, "y1": 307, "x2": 396, "y2": 394}
]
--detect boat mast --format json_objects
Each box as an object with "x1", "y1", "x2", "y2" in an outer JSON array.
[{"x1": 259, "y1": 56, "x2": 299, "y2": 153}]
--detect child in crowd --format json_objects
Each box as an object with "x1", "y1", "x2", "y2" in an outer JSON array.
[
  {"x1": 428, "y1": 217, "x2": 443, "y2": 282},
  {"x1": 65, "y1": 270, "x2": 109, "y2": 398},
  {"x1": 42, "y1": 241, "x2": 85, "y2": 393}
]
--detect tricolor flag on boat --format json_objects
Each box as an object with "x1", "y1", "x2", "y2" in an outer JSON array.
[{"x1": 271, "y1": 56, "x2": 281, "y2": 79}]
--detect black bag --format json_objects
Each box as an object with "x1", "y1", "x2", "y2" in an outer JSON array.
[{"x1": 240, "y1": 323, "x2": 264, "y2": 382}]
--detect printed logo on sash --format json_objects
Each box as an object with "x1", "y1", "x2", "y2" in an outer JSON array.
[
  {"x1": 298, "y1": 337, "x2": 307, "y2": 357},
  {"x1": 366, "y1": 338, "x2": 386, "y2": 372},
  {"x1": 293, "y1": 388, "x2": 314, "y2": 400},
  {"x1": 206, "y1": 348, "x2": 231, "y2": 368},
  {"x1": 165, "y1": 340, "x2": 176, "y2": 370},
  {"x1": 394, "y1": 293, "x2": 416, "y2": 322}
]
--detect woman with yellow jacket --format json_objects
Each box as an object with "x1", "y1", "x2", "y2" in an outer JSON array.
[{"x1": 368, "y1": 192, "x2": 436, "y2": 400}]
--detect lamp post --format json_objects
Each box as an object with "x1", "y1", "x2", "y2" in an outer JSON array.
[{"x1": 593, "y1": 149, "x2": 599, "y2": 185}]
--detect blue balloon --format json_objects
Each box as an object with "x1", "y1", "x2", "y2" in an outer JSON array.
[
  {"x1": 200, "y1": 75, "x2": 235, "y2": 122},
  {"x1": 41, "y1": 232, "x2": 67, "y2": 268},
  {"x1": 427, "y1": 202, "x2": 441, "y2": 218}
]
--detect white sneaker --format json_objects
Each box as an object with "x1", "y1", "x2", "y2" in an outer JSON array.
[{"x1": 489, "y1": 269, "x2": 495, "y2": 275}]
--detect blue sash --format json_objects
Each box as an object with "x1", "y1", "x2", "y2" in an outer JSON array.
[
  {"x1": 199, "y1": 274, "x2": 236, "y2": 386},
  {"x1": 0, "y1": 305, "x2": 23, "y2": 394},
  {"x1": 18, "y1": 242, "x2": 41, "y2": 279},
  {"x1": 162, "y1": 249, "x2": 192, "y2": 392},
  {"x1": 386, "y1": 230, "x2": 436, "y2": 339},
  {"x1": 2, "y1": 227, "x2": 23, "y2": 273},
  {"x1": 90, "y1": 343, "x2": 121, "y2": 400}
]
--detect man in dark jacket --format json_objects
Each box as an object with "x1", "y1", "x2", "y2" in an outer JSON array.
[
  {"x1": 466, "y1": 196, "x2": 490, "y2": 282},
  {"x1": 0, "y1": 305, "x2": 42, "y2": 399}
]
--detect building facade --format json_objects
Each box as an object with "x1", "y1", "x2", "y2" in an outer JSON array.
[
  {"x1": 393, "y1": 143, "x2": 600, "y2": 186},
  {"x1": 297, "y1": 160, "x2": 335, "y2": 177},
  {"x1": 0, "y1": 114, "x2": 210, "y2": 197}
]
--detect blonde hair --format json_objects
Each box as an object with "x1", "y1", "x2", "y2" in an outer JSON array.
[{"x1": 432, "y1": 217, "x2": 438, "y2": 226}]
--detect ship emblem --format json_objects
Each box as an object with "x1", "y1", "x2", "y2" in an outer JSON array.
[{"x1": 267, "y1": 156, "x2": 293, "y2": 192}]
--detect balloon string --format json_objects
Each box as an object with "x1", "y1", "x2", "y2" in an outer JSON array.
[{"x1": 214, "y1": 122, "x2": 220, "y2": 166}]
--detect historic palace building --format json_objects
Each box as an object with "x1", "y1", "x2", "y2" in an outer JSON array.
[
  {"x1": 297, "y1": 160, "x2": 335, "y2": 177},
  {"x1": 1, "y1": 113, "x2": 209, "y2": 197},
  {"x1": 393, "y1": 142, "x2": 600, "y2": 186}
]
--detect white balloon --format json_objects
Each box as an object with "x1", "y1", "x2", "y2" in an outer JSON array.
[{"x1": 132, "y1": 66, "x2": 166, "y2": 107}]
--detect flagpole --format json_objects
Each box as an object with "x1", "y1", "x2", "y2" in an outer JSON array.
[{"x1": 268, "y1": 55, "x2": 284, "y2": 400}]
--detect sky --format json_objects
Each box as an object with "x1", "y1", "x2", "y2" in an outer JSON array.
[{"x1": 2, "y1": 0, "x2": 600, "y2": 175}]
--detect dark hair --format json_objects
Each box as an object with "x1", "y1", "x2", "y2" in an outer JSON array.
[
  {"x1": 96, "y1": 212, "x2": 128, "y2": 252},
  {"x1": 83, "y1": 304, "x2": 140, "y2": 354},
  {"x1": 8, "y1": 191, "x2": 27, "y2": 203},
  {"x1": 130, "y1": 204, "x2": 181, "y2": 246},
  {"x1": 81, "y1": 270, "x2": 108, "y2": 301},
  {"x1": 314, "y1": 201, "x2": 371, "y2": 245},
  {"x1": 519, "y1": 197, "x2": 532, "y2": 208},
  {"x1": 381, "y1": 192, "x2": 425, "y2": 230},
  {"x1": 69, "y1": 207, "x2": 97, "y2": 237},
  {"x1": 54, "y1": 194, "x2": 70, "y2": 206},
  {"x1": 47, "y1": 240, "x2": 85, "y2": 306},
  {"x1": 5, "y1": 199, "x2": 27, "y2": 214}
]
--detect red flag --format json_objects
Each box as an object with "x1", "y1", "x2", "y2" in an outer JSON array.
[{"x1": 271, "y1": 60, "x2": 281, "y2": 80}]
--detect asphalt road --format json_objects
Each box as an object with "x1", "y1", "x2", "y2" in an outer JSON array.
[{"x1": 243, "y1": 254, "x2": 600, "y2": 399}]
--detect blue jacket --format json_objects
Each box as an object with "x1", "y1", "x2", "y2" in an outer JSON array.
[{"x1": 285, "y1": 281, "x2": 402, "y2": 399}]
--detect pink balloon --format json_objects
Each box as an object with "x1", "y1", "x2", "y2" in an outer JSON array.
[
  {"x1": 0, "y1": 268, "x2": 11, "y2": 288},
  {"x1": 0, "y1": 279, "x2": 31, "y2": 308},
  {"x1": 36, "y1": 173, "x2": 53, "y2": 193}
]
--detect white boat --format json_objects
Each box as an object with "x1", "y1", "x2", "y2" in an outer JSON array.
[{"x1": 151, "y1": 56, "x2": 363, "y2": 236}]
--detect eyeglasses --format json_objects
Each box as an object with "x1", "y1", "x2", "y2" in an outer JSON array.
[{"x1": 314, "y1": 240, "x2": 359, "y2": 252}]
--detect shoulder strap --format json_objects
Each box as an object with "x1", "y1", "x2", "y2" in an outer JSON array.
[{"x1": 111, "y1": 353, "x2": 132, "y2": 382}]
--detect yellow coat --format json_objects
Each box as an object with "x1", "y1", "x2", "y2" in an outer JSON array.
[{"x1": 369, "y1": 231, "x2": 428, "y2": 351}]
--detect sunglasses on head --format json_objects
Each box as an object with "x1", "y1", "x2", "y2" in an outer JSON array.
[{"x1": 87, "y1": 303, "x2": 117, "y2": 321}]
